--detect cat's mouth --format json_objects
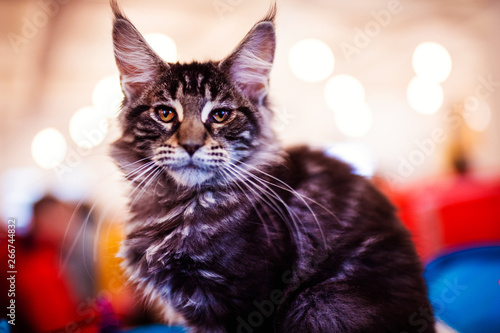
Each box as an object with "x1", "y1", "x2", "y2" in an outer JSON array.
[
  {"x1": 170, "y1": 160, "x2": 214, "y2": 172},
  {"x1": 167, "y1": 162, "x2": 216, "y2": 187}
]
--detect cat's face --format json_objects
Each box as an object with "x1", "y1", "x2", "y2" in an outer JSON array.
[
  {"x1": 120, "y1": 63, "x2": 265, "y2": 187},
  {"x1": 111, "y1": 4, "x2": 280, "y2": 188}
]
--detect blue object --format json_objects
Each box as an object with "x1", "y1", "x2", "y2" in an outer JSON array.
[
  {"x1": 424, "y1": 245, "x2": 500, "y2": 333},
  {"x1": 124, "y1": 324, "x2": 188, "y2": 333},
  {"x1": 0, "y1": 319, "x2": 11, "y2": 333}
]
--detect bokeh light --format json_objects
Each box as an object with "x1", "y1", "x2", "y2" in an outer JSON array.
[
  {"x1": 92, "y1": 75, "x2": 123, "y2": 118},
  {"x1": 288, "y1": 39, "x2": 334, "y2": 82},
  {"x1": 412, "y1": 42, "x2": 452, "y2": 83},
  {"x1": 325, "y1": 142, "x2": 376, "y2": 177},
  {"x1": 31, "y1": 128, "x2": 67, "y2": 169},
  {"x1": 407, "y1": 76, "x2": 444, "y2": 114},
  {"x1": 334, "y1": 102, "x2": 373, "y2": 138},
  {"x1": 69, "y1": 106, "x2": 109, "y2": 148},
  {"x1": 145, "y1": 33, "x2": 178, "y2": 63},
  {"x1": 324, "y1": 75, "x2": 365, "y2": 111}
]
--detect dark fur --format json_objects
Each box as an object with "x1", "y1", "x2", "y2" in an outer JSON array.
[{"x1": 110, "y1": 2, "x2": 435, "y2": 332}]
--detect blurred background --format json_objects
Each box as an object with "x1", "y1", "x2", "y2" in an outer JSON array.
[{"x1": 1, "y1": 0, "x2": 499, "y2": 332}]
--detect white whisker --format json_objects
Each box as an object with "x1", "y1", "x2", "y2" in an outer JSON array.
[
  {"x1": 223, "y1": 168, "x2": 273, "y2": 246},
  {"x1": 225, "y1": 163, "x2": 305, "y2": 254},
  {"x1": 230, "y1": 160, "x2": 330, "y2": 249}
]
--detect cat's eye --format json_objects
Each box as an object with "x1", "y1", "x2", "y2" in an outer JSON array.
[
  {"x1": 155, "y1": 106, "x2": 176, "y2": 123},
  {"x1": 211, "y1": 109, "x2": 232, "y2": 123}
]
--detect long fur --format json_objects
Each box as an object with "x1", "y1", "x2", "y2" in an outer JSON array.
[{"x1": 110, "y1": 2, "x2": 435, "y2": 332}]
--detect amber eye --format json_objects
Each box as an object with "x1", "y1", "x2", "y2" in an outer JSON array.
[
  {"x1": 211, "y1": 109, "x2": 231, "y2": 123},
  {"x1": 156, "y1": 106, "x2": 176, "y2": 123}
]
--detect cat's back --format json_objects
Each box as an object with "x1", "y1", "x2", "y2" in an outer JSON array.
[
  {"x1": 284, "y1": 145, "x2": 357, "y2": 189},
  {"x1": 276, "y1": 146, "x2": 434, "y2": 333},
  {"x1": 283, "y1": 145, "x2": 397, "y2": 228},
  {"x1": 281, "y1": 145, "x2": 425, "y2": 274}
]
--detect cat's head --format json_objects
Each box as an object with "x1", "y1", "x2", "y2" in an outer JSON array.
[{"x1": 111, "y1": 2, "x2": 282, "y2": 189}]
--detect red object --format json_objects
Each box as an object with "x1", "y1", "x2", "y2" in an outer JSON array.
[
  {"x1": 15, "y1": 243, "x2": 97, "y2": 333},
  {"x1": 437, "y1": 180, "x2": 500, "y2": 247},
  {"x1": 383, "y1": 175, "x2": 500, "y2": 260},
  {"x1": 16, "y1": 244, "x2": 80, "y2": 332}
]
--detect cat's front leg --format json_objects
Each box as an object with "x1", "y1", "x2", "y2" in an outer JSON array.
[{"x1": 168, "y1": 286, "x2": 237, "y2": 333}]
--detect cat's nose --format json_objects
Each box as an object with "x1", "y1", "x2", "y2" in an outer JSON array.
[{"x1": 181, "y1": 144, "x2": 202, "y2": 156}]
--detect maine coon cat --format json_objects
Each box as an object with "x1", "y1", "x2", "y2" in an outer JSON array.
[{"x1": 110, "y1": 2, "x2": 435, "y2": 332}]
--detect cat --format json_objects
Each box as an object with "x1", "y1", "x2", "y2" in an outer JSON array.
[{"x1": 110, "y1": 1, "x2": 436, "y2": 332}]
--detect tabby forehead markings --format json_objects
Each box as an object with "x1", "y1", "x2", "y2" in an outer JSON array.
[
  {"x1": 204, "y1": 83, "x2": 212, "y2": 100},
  {"x1": 197, "y1": 73, "x2": 204, "y2": 90},
  {"x1": 174, "y1": 99, "x2": 184, "y2": 122},
  {"x1": 201, "y1": 101, "x2": 214, "y2": 123},
  {"x1": 175, "y1": 83, "x2": 184, "y2": 101}
]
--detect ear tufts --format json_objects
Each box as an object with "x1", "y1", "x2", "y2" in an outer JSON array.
[
  {"x1": 111, "y1": 0, "x2": 166, "y2": 100},
  {"x1": 261, "y1": 1, "x2": 277, "y2": 24},
  {"x1": 220, "y1": 13, "x2": 276, "y2": 105},
  {"x1": 110, "y1": 0, "x2": 126, "y2": 21}
]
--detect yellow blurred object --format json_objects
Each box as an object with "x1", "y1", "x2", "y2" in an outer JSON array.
[{"x1": 96, "y1": 219, "x2": 134, "y2": 318}]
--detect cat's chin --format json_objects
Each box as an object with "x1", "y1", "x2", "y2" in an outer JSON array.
[{"x1": 168, "y1": 167, "x2": 215, "y2": 187}]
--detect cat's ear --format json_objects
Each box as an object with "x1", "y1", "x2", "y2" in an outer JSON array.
[
  {"x1": 111, "y1": 1, "x2": 166, "y2": 100},
  {"x1": 220, "y1": 7, "x2": 276, "y2": 105}
]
